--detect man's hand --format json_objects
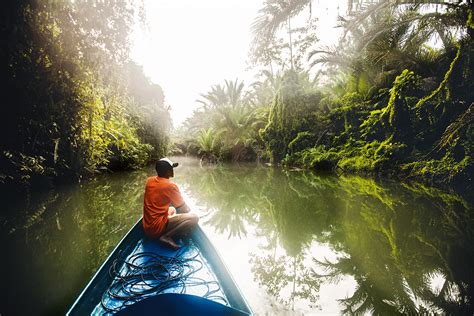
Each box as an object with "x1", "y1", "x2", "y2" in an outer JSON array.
[
  {"x1": 168, "y1": 207, "x2": 176, "y2": 217},
  {"x1": 176, "y1": 203, "x2": 191, "y2": 213}
]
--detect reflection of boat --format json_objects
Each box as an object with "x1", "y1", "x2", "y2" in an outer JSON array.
[{"x1": 67, "y1": 218, "x2": 252, "y2": 315}]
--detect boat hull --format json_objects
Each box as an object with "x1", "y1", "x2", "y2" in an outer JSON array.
[{"x1": 66, "y1": 219, "x2": 251, "y2": 315}]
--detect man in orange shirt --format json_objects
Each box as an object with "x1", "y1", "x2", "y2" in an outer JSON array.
[{"x1": 143, "y1": 158, "x2": 199, "y2": 249}]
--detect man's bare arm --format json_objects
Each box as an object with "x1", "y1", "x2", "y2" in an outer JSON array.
[{"x1": 176, "y1": 203, "x2": 191, "y2": 213}]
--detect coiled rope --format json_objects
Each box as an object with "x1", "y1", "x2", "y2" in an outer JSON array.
[{"x1": 100, "y1": 246, "x2": 228, "y2": 313}]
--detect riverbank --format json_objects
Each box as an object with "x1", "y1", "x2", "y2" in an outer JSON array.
[
  {"x1": 1, "y1": 1, "x2": 171, "y2": 194},
  {"x1": 175, "y1": 4, "x2": 474, "y2": 191},
  {"x1": 282, "y1": 144, "x2": 473, "y2": 191}
]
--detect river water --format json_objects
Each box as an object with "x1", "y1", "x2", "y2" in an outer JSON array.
[{"x1": 1, "y1": 156, "x2": 473, "y2": 315}]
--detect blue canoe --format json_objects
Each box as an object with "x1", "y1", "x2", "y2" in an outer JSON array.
[{"x1": 67, "y1": 219, "x2": 252, "y2": 315}]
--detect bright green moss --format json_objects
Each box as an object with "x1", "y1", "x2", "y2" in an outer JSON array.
[
  {"x1": 467, "y1": 9, "x2": 474, "y2": 29},
  {"x1": 415, "y1": 45, "x2": 462, "y2": 108},
  {"x1": 401, "y1": 153, "x2": 471, "y2": 183}
]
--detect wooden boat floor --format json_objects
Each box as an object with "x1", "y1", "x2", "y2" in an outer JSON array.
[{"x1": 93, "y1": 236, "x2": 229, "y2": 315}]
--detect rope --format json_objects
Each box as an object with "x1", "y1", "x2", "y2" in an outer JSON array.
[{"x1": 100, "y1": 245, "x2": 228, "y2": 313}]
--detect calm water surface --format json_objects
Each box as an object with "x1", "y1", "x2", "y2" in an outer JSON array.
[{"x1": 1, "y1": 156, "x2": 473, "y2": 315}]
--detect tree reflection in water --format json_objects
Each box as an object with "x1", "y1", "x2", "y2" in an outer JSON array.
[
  {"x1": 179, "y1": 162, "x2": 474, "y2": 314},
  {"x1": 2, "y1": 169, "x2": 149, "y2": 314}
]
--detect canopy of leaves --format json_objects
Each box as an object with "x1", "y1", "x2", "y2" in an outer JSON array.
[{"x1": 0, "y1": 0, "x2": 172, "y2": 189}]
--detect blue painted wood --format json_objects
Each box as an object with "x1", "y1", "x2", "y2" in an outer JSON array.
[
  {"x1": 66, "y1": 218, "x2": 252, "y2": 315},
  {"x1": 115, "y1": 293, "x2": 248, "y2": 316}
]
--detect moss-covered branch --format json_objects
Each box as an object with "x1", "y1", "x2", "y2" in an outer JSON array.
[{"x1": 415, "y1": 44, "x2": 462, "y2": 108}]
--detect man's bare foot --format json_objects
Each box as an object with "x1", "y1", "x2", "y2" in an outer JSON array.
[{"x1": 159, "y1": 236, "x2": 181, "y2": 249}]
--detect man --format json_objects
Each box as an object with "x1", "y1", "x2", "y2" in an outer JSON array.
[{"x1": 143, "y1": 157, "x2": 199, "y2": 249}]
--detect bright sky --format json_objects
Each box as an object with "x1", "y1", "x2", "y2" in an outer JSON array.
[{"x1": 132, "y1": 0, "x2": 344, "y2": 127}]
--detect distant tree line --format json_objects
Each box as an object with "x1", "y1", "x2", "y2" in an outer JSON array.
[
  {"x1": 0, "y1": 0, "x2": 171, "y2": 190},
  {"x1": 176, "y1": 0, "x2": 474, "y2": 187}
]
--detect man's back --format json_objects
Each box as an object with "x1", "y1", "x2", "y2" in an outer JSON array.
[{"x1": 143, "y1": 176, "x2": 184, "y2": 238}]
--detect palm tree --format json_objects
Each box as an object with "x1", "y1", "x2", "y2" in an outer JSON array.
[
  {"x1": 307, "y1": 2, "x2": 466, "y2": 98},
  {"x1": 250, "y1": 69, "x2": 286, "y2": 106},
  {"x1": 196, "y1": 128, "x2": 221, "y2": 164},
  {"x1": 196, "y1": 84, "x2": 227, "y2": 110},
  {"x1": 251, "y1": 1, "x2": 401, "y2": 69},
  {"x1": 251, "y1": 0, "x2": 312, "y2": 69},
  {"x1": 192, "y1": 79, "x2": 267, "y2": 161},
  {"x1": 196, "y1": 78, "x2": 247, "y2": 110},
  {"x1": 224, "y1": 79, "x2": 246, "y2": 108}
]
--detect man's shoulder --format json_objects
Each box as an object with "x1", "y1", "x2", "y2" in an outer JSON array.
[
  {"x1": 166, "y1": 180, "x2": 179, "y2": 189},
  {"x1": 145, "y1": 176, "x2": 177, "y2": 188},
  {"x1": 145, "y1": 176, "x2": 160, "y2": 187}
]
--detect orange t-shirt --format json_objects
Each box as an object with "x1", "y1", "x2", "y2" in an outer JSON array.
[{"x1": 142, "y1": 176, "x2": 185, "y2": 238}]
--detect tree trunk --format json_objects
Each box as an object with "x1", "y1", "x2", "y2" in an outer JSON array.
[{"x1": 288, "y1": 17, "x2": 294, "y2": 69}]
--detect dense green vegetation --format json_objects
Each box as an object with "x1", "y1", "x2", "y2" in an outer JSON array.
[
  {"x1": 3, "y1": 1, "x2": 472, "y2": 189},
  {"x1": 177, "y1": 1, "x2": 473, "y2": 187},
  {"x1": 0, "y1": 1, "x2": 171, "y2": 189},
  {"x1": 2, "y1": 1, "x2": 473, "y2": 314}
]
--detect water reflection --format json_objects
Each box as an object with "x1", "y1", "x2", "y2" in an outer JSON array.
[
  {"x1": 177, "y1": 160, "x2": 474, "y2": 314},
  {"x1": 1, "y1": 159, "x2": 472, "y2": 314},
  {"x1": 1, "y1": 170, "x2": 147, "y2": 315}
]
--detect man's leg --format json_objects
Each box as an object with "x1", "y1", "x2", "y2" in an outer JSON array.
[{"x1": 159, "y1": 213, "x2": 199, "y2": 249}]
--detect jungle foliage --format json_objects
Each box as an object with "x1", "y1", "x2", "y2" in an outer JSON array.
[
  {"x1": 175, "y1": 78, "x2": 269, "y2": 163},
  {"x1": 179, "y1": 1, "x2": 474, "y2": 186},
  {"x1": 0, "y1": 0, "x2": 171, "y2": 188}
]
